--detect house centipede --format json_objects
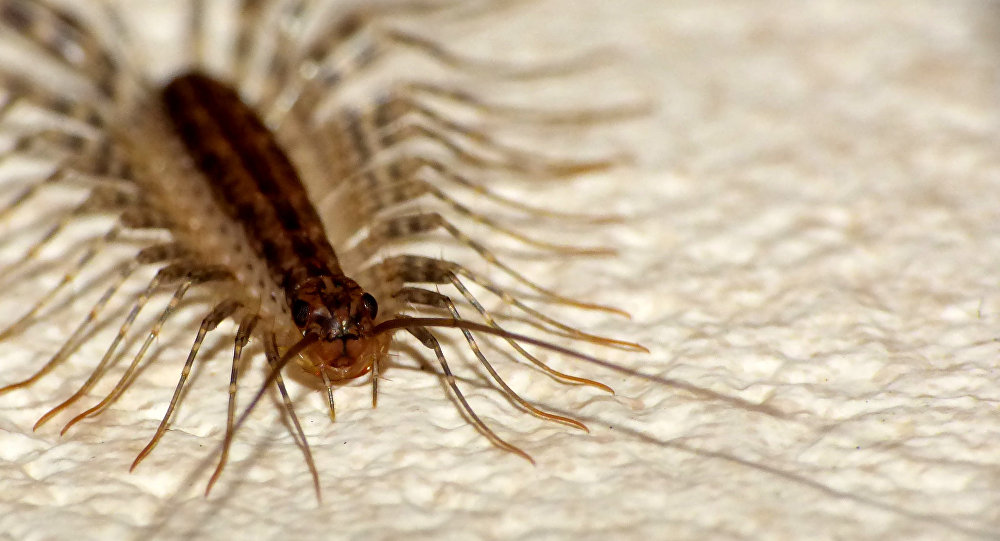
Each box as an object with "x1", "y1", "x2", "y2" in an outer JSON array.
[{"x1": 0, "y1": 0, "x2": 648, "y2": 498}]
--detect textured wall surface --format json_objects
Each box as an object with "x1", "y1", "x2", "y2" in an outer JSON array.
[{"x1": 1, "y1": 1, "x2": 999, "y2": 540}]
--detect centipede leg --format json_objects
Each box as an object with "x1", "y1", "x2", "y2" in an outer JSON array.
[
  {"x1": 0, "y1": 181, "x2": 138, "y2": 283},
  {"x1": 0, "y1": 258, "x2": 139, "y2": 395},
  {"x1": 357, "y1": 213, "x2": 631, "y2": 318},
  {"x1": 0, "y1": 73, "x2": 104, "y2": 128},
  {"x1": 0, "y1": 170, "x2": 65, "y2": 224},
  {"x1": 264, "y1": 333, "x2": 321, "y2": 502},
  {"x1": 131, "y1": 300, "x2": 242, "y2": 471},
  {"x1": 0, "y1": 226, "x2": 120, "y2": 340},
  {"x1": 395, "y1": 287, "x2": 589, "y2": 430},
  {"x1": 345, "y1": 104, "x2": 619, "y2": 179},
  {"x1": 342, "y1": 163, "x2": 614, "y2": 255},
  {"x1": 271, "y1": 2, "x2": 486, "y2": 120},
  {"x1": 394, "y1": 155, "x2": 623, "y2": 224},
  {"x1": 372, "y1": 90, "x2": 627, "y2": 177},
  {"x1": 231, "y1": 0, "x2": 268, "y2": 82},
  {"x1": 378, "y1": 27, "x2": 610, "y2": 81},
  {"x1": 375, "y1": 255, "x2": 616, "y2": 390},
  {"x1": 405, "y1": 324, "x2": 534, "y2": 464},
  {"x1": 60, "y1": 279, "x2": 197, "y2": 434},
  {"x1": 187, "y1": 0, "x2": 208, "y2": 70},
  {"x1": 61, "y1": 267, "x2": 233, "y2": 434},
  {"x1": 0, "y1": 0, "x2": 121, "y2": 96},
  {"x1": 401, "y1": 80, "x2": 651, "y2": 127},
  {"x1": 32, "y1": 262, "x2": 210, "y2": 429},
  {"x1": 207, "y1": 324, "x2": 322, "y2": 501},
  {"x1": 206, "y1": 312, "x2": 258, "y2": 495}
]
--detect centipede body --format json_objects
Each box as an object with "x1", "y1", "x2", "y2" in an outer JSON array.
[{"x1": 0, "y1": 0, "x2": 645, "y2": 502}]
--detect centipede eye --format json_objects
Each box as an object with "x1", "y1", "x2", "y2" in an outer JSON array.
[
  {"x1": 292, "y1": 299, "x2": 310, "y2": 327},
  {"x1": 360, "y1": 293, "x2": 378, "y2": 320}
]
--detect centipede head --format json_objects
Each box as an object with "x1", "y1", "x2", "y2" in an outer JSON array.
[{"x1": 288, "y1": 276, "x2": 388, "y2": 381}]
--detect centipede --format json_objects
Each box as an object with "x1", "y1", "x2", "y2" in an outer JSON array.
[{"x1": 0, "y1": 0, "x2": 648, "y2": 501}]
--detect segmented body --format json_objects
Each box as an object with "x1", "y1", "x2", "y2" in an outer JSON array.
[{"x1": 0, "y1": 0, "x2": 645, "y2": 495}]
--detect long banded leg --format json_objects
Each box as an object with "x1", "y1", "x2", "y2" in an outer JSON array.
[
  {"x1": 372, "y1": 90, "x2": 627, "y2": 176},
  {"x1": 206, "y1": 312, "x2": 259, "y2": 495},
  {"x1": 0, "y1": 242, "x2": 190, "y2": 394},
  {"x1": 277, "y1": 5, "x2": 612, "y2": 122},
  {"x1": 186, "y1": 0, "x2": 208, "y2": 70},
  {"x1": 0, "y1": 73, "x2": 104, "y2": 128},
  {"x1": 60, "y1": 280, "x2": 196, "y2": 434},
  {"x1": 384, "y1": 27, "x2": 613, "y2": 80},
  {"x1": 368, "y1": 253, "x2": 641, "y2": 348},
  {"x1": 395, "y1": 287, "x2": 589, "y2": 430},
  {"x1": 204, "y1": 333, "x2": 319, "y2": 497},
  {"x1": 0, "y1": 0, "x2": 120, "y2": 96},
  {"x1": 401, "y1": 81, "x2": 652, "y2": 126},
  {"x1": 0, "y1": 170, "x2": 66, "y2": 224},
  {"x1": 393, "y1": 155, "x2": 623, "y2": 223},
  {"x1": 453, "y1": 264, "x2": 644, "y2": 352},
  {"x1": 0, "y1": 226, "x2": 121, "y2": 338},
  {"x1": 356, "y1": 213, "x2": 630, "y2": 317},
  {"x1": 337, "y1": 165, "x2": 614, "y2": 255},
  {"x1": 231, "y1": 0, "x2": 268, "y2": 82},
  {"x1": 206, "y1": 328, "x2": 322, "y2": 501},
  {"x1": 60, "y1": 267, "x2": 234, "y2": 434},
  {"x1": 405, "y1": 324, "x2": 534, "y2": 463},
  {"x1": 336, "y1": 103, "x2": 618, "y2": 181},
  {"x1": 0, "y1": 258, "x2": 139, "y2": 395},
  {"x1": 0, "y1": 134, "x2": 134, "y2": 193},
  {"x1": 271, "y1": 2, "x2": 498, "y2": 120},
  {"x1": 449, "y1": 277, "x2": 616, "y2": 387},
  {"x1": 131, "y1": 299, "x2": 242, "y2": 471},
  {"x1": 32, "y1": 262, "x2": 218, "y2": 429},
  {"x1": 0, "y1": 179, "x2": 140, "y2": 282},
  {"x1": 0, "y1": 140, "x2": 133, "y2": 225},
  {"x1": 319, "y1": 155, "x2": 618, "y2": 227},
  {"x1": 376, "y1": 255, "x2": 620, "y2": 388},
  {"x1": 0, "y1": 129, "x2": 91, "y2": 163},
  {"x1": 266, "y1": 333, "x2": 321, "y2": 501},
  {"x1": 0, "y1": 240, "x2": 187, "y2": 345},
  {"x1": 252, "y1": 0, "x2": 310, "y2": 103}
]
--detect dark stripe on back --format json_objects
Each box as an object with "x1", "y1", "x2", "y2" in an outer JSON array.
[{"x1": 161, "y1": 72, "x2": 342, "y2": 287}]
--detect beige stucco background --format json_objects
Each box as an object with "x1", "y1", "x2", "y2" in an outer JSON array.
[{"x1": 1, "y1": 1, "x2": 999, "y2": 539}]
